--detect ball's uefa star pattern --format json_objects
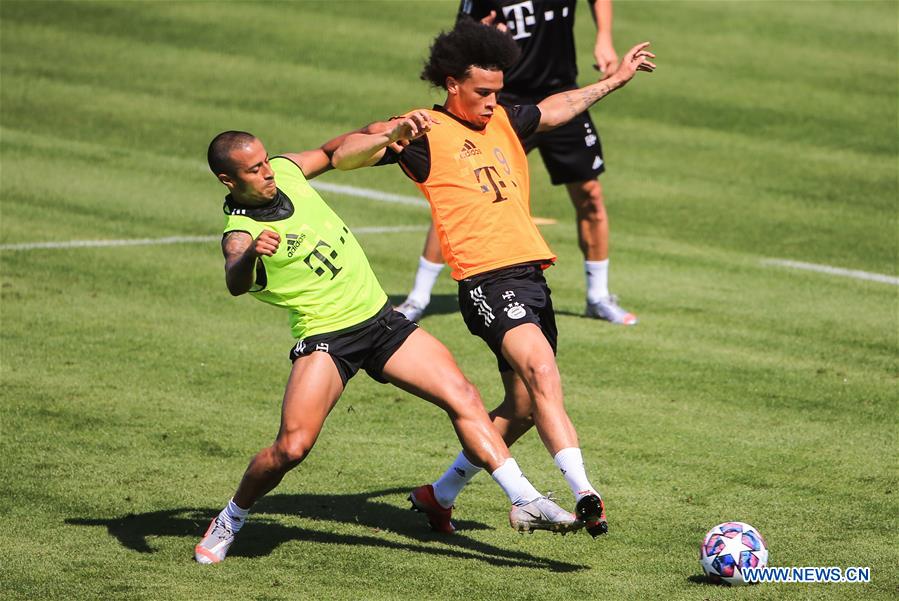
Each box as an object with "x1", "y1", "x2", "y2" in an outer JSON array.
[{"x1": 699, "y1": 521, "x2": 769, "y2": 585}]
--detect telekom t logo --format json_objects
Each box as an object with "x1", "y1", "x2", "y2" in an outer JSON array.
[
  {"x1": 304, "y1": 239, "x2": 342, "y2": 280},
  {"x1": 473, "y1": 165, "x2": 508, "y2": 203},
  {"x1": 502, "y1": 1, "x2": 537, "y2": 40}
]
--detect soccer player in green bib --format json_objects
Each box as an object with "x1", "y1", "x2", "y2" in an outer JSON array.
[{"x1": 195, "y1": 129, "x2": 580, "y2": 564}]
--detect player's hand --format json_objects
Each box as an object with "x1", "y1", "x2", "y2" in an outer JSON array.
[
  {"x1": 480, "y1": 10, "x2": 508, "y2": 33},
  {"x1": 593, "y1": 39, "x2": 619, "y2": 78},
  {"x1": 388, "y1": 111, "x2": 437, "y2": 143},
  {"x1": 384, "y1": 116, "x2": 410, "y2": 153},
  {"x1": 611, "y1": 42, "x2": 656, "y2": 86},
  {"x1": 388, "y1": 139, "x2": 409, "y2": 153},
  {"x1": 252, "y1": 230, "x2": 280, "y2": 257}
]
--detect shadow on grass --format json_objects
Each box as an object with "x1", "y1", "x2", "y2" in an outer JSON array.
[
  {"x1": 66, "y1": 487, "x2": 583, "y2": 572},
  {"x1": 388, "y1": 294, "x2": 458, "y2": 319},
  {"x1": 686, "y1": 574, "x2": 724, "y2": 586}
]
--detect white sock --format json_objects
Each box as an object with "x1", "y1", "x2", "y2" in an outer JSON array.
[
  {"x1": 553, "y1": 448, "x2": 596, "y2": 501},
  {"x1": 219, "y1": 498, "x2": 249, "y2": 532},
  {"x1": 585, "y1": 259, "x2": 610, "y2": 303},
  {"x1": 406, "y1": 256, "x2": 444, "y2": 308},
  {"x1": 491, "y1": 458, "x2": 542, "y2": 507},
  {"x1": 432, "y1": 451, "x2": 484, "y2": 508}
]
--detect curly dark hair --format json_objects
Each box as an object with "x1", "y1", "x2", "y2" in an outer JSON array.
[{"x1": 421, "y1": 19, "x2": 520, "y2": 89}]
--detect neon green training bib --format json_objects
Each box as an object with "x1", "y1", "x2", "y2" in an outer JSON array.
[{"x1": 223, "y1": 157, "x2": 388, "y2": 339}]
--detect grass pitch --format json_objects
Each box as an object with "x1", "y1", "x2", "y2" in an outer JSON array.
[{"x1": 1, "y1": 1, "x2": 896, "y2": 599}]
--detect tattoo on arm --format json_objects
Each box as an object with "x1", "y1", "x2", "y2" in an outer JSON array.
[
  {"x1": 562, "y1": 82, "x2": 612, "y2": 119},
  {"x1": 222, "y1": 231, "x2": 252, "y2": 264},
  {"x1": 221, "y1": 231, "x2": 257, "y2": 295}
]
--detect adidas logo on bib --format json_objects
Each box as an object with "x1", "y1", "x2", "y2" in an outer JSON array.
[
  {"x1": 459, "y1": 139, "x2": 482, "y2": 159},
  {"x1": 286, "y1": 233, "x2": 306, "y2": 257}
]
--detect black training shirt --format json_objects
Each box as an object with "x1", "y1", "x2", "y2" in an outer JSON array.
[
  {"x1": 458, "y1": 0, "x2": 583, "y2": 97},
  {"x1": 377, "y1": 104, "x2": 541, "y2": 182}
]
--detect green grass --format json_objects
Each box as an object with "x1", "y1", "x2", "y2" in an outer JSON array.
[{"x1": 1, "y1": 1, "x2": 897, "y2": 599}]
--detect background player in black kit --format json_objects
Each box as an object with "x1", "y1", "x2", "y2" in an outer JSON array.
[{"x1": 395, "y1": 0, "x2": 638, "y2": 326}]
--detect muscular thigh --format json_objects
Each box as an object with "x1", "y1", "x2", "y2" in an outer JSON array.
[
  {"x1": 381, "y1": 328, "x2": 472, "y2": 409},
  {"x1": 279, "y1": 351, "x2": 345, "y2": 439}
]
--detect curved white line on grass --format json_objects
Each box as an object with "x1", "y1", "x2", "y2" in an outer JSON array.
[
  {"x1": 0, "y1": 226, "x2": 429, "y2": 252},
  {"x1": 762, "y1": 258, "x2": 899, "y2": 285},
  {"x1": 311, "y1": 181, "x2": 428, "y2": 208}
]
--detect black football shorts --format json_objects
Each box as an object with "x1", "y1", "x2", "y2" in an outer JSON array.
[
  {"x1": 288, "y1": 302, "x2": 418, "y2": 386},
  {"x1": 502, "y1": 93, "x2": 606, "y2": 185},
  {"x1": 457, "y1": 263, "x2": 558, "y2": 373}
]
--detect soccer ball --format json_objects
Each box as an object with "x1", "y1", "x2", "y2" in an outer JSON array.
[{"x1": 699, "y1": 521, "x2": 768, "y2": 585}]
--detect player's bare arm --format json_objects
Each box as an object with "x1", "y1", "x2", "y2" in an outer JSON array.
[
  {"x1": 281, "y1": 120, "x2": 405, "y2": 179},
  {"x1": 222, "y1": 230, "x2": 280, "y2": 296},
  {"x1": 332, "y1": 111, "x2": 435, "y2": 171},
  {"x1": 590, "y1": 0, "x2": 618, "y2": 76},
  {"x1": 536, "y1": 41, "x2": 655, "y2": 132}
]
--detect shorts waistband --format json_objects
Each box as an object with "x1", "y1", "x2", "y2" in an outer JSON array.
[
  {"x1": 461, "y1": 261, "x2": 548, "y2": 286},
  {"x1": 298, "y1": 300, "x2": 392, "y2": 343}
]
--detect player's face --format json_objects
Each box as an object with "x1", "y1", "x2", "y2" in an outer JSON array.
[
  {"x1": 220, "y1": 138, "x2": 277, "y2": 204},
  {"x1": 448, "y1": 67, "x2": 504, "y2": 128}
]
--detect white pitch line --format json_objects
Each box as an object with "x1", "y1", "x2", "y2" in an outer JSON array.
[
  {"x1": 311, "y1": 181, "x2": 428, "y2": 208},
  {"x1": 761, "y1": 258, "x2": 899, "y2": 286},
  {"x1": 0, "y1": 225, "x2": 429, "y2": 252}
]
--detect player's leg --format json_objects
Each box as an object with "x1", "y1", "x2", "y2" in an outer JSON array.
[
  {"x1": 429, "y1": 267, "x2": 578, "y2": 515},
  {"x1": 489, "y1": 370, "x2": 536, "y2": 446},
  {"x1": 233, "y1": 352, "x2": 344, "y2": 506},
  {"x1": 383, "y1": 327, "x2": 523, "y2": 477},
  {"x1": 566, "y1": 178, "x2": 609, "y2": 263},
  {"x1": 195, "y1": 352, "x2": 344, "y2": 563},
  {"x1": 570, "y1": 179, "x2": 637, "y2": 324},
  {"x1": 428, "y1": 369, "x2": 532, "y2": 511},
  {"x1": 501, "y1": 323, "x2": 577, "y2": 453},
  {"x1": 381, "y1": 327, "x2": 577, "y2": 533},
  {"x1": 500, "y1": 324, "x2": 608, "y2": 536},
  {"x1": 538, "y1": 112, "x2": 637, "y2": 325},
  {"x1": 421, "y1": 322, "x2": 607, "y2": 536},
  {"x1": 395, "y1": 223, "x2": 444, "y2": 321}
]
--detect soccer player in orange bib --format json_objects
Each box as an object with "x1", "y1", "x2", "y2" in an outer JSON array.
[{"x1": 333, "y1": 19, "x2": 655, "y2": 537}]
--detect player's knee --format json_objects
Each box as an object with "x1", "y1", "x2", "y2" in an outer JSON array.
[
  {"x1": 273, "y1": 433, "x2": 313, "y2": 468},
  {"x1": 523, "y1": 361, "x2": 560, "y2": 393},
  {"x1": 572, "y1": 181, "x2": 606, "y2": 223},
  {"x1": 444, "y1": 378, "x2": 484, "y2": 418},
  {"x1": 458, "y1": 380, "x2": 485, "y2": 415}
]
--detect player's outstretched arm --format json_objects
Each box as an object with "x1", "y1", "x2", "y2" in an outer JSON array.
[
  {"x1": 536, "y1": 41, "x2": 655, "y2": 132},
  {"x1": 222, "y1": 230, "x2": 279, "y2": 296},
  {"x1": 279, "y1": 120, "x2": 403, "y2": 180},
  {"x1": 332, "y1": 111, "x2": 435, "y2": 171}
]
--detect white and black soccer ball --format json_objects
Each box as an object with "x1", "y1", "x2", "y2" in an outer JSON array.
[{"x1": 699, "y1": 521, "x2": 768, "y2": 585}]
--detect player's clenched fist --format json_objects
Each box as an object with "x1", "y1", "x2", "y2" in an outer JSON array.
[{"x1": 253, "y1": 230, "x2": 280, "y2": 257}]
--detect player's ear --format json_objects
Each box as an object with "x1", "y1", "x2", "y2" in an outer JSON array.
[
  {"x1": 445, "y1": 76, "x2": 459, "y2": 96},
  {"x1": 218, "y1": 173, "x2": 236, "y2": 190}
]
